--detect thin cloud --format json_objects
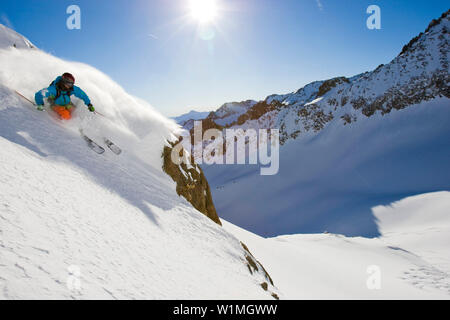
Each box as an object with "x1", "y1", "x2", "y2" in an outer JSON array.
[
  {"x1": 0, "y1": 13, "x2": 14, "y2": 29},
  {"x1": 315, "y1": 0, "x2": 324, "y2": 11},
  {"x1": 148, "y1": 34, "x2": 159, "y2": 40}
]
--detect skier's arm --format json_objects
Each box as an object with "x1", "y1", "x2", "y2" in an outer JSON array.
[
  {"x1": 73, "y1": 86, "x2": 91, "y2": 107},
  {"x1": 35, "y1": 85, "x2": 57, "y2": 105}
]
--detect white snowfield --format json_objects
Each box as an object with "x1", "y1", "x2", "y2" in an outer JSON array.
[
  {"x1": 223, "y1": 191, "x2": 450, "y2": 299},
  {"x1": 0, "y1": 25, "x2": 276, "y2": 299}
]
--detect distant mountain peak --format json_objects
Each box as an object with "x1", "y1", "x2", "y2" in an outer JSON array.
[
  {"x1": 171, "y1": 109, "x2": 210, "y2": 125},
  {"x1": 0, "y1": 23, "x2": 35, "y2": 50}
]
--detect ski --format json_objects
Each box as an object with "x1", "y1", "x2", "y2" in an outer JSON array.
[
  {"x1": 79, "y1": 129, "x2": 105, "y2": 154},
  {"x1": 104, "y1": 138, "x2": 122, "y2": 155}
]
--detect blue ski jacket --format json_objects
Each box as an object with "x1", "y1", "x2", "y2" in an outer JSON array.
[{"x1": 35, "y1": 76, "x2": 91, "y2": 107}]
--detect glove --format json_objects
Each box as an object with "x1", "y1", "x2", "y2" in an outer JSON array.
[
  {"x1": 36, "y1": 105, "x2": 44, "y2": 111},
  {"x1": 88, "y1": 103, "x2": 95, "y2": 112}
]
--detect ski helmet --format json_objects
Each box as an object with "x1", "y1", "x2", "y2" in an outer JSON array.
[
  {"x1": 60, "y1": 72, "x2": 75, "y2": 90},
  {"x1": 62, "y1": 72, "x2": 75, "y2": 83}
]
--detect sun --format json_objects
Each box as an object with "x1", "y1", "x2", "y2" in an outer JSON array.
[{"x1": 189, "y1": 0, "x2": 218, "y2": 24}]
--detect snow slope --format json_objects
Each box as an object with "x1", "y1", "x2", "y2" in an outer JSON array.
[
  {"x1": 0, "y1": 24, "x2": 277, "y2": 299},
  {"x1": 223, "y1": 191, "x2": 450, "y2": 299}
]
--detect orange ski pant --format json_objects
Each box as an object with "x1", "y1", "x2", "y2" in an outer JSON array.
[{"x1": 52, "y1": 105, "x2": 74, "y2": 120}]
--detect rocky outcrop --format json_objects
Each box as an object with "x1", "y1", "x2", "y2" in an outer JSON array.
[
  {"x1": 162, "y1": 141, "x2": 221, "y2": 225},
  {"x1": 240, "y1": 242, "x2": 279, "y2": 300},
  {"x1": 188, "y1": 117, "x2": 224, "y2": 138},
  {"x1": 316, "y1": 77, "x2": 349, "y2": 97},
  {"x1": 235, "y1": 100, "x2": 284, "y2": 125},
  {"x1": 400, "y1": 9, "x2": 449, "y2": 56},
  {"x1": 352, "y1": 69, "x2": 449, "y2": 117}
]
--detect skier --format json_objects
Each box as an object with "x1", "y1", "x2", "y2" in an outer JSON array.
[{"x1": 35, "y1": 73, "x2": 95, "y2": 120}]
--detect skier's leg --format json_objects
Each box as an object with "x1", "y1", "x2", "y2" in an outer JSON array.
[
  {"x1": 66, "y1": 102, "x2": 76, "y2": 117},
  {"x1": 52, "y1": 105, "x2": 72, "y2": 120}
]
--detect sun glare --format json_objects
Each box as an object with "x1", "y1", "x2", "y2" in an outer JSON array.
[{"x1": 189, "y1": 0, "x2": 218, "y2": 24}]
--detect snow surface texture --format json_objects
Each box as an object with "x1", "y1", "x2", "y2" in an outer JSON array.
[
  {"x1": 223, "y1": 191, "x2": 450, "y2": 299},
  {"x1": 202, "y1": 12, "x2": 450, "y2": 238},
  {"x1": 0, "y1": 24, "x2": 277, "y2": 299}
]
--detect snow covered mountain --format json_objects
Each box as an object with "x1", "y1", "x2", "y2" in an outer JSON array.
[
  {"x1": 171, "y1": 110, "x2": 209, "y2": 125},
  {"x1": 0, "y1": 24, "x2": 278, "y2": 299},
  {"x1": 207, "y1": 100, "x2": 258, "y2": 127},
  {"x1": 202, "y1": 10, "x2": 450, "y2": 237},
  {"x1": 176, "y1": 100, "x2": 257, "y2": 131}
]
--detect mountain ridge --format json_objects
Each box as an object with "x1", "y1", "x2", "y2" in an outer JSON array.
[{"x1": 179, "y1": 9, "x2": 449, "y2": 145}]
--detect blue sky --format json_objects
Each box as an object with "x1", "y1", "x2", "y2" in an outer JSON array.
[{"x1": 1, "y1": 0, "x2": 448, "y2": 116}]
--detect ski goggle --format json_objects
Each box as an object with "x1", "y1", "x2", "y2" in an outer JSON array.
[{"x1": 61, "y1": 78, "x2": 74, "y2": 88}]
